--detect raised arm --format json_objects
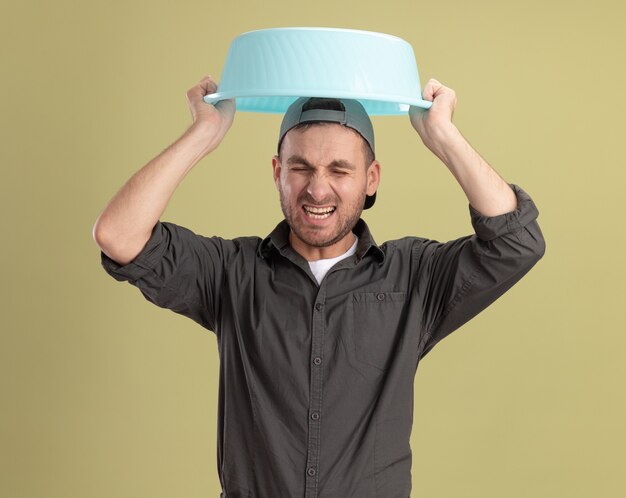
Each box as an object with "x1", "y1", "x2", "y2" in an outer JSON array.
[
  {"x1": 92, "y1": 75, "x2": 236, "y2": 265},
  {"x1": 409, "y1": 78, "x2": 517, "y2": 217},
  {"x1": 408, "y1": 79, "x2": 545, "y2": 358}
]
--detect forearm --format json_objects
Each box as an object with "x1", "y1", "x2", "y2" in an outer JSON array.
[
  {"x1": 93, "y1": 122, "x2": 214, "y2": 263},
  {"x1": 424, "y1": 125, "x2": 517, "y2": 217}
]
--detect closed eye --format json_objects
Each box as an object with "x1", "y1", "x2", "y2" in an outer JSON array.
[{"x1": 286, "y1": 155, "x2": 357, "y2": 173}]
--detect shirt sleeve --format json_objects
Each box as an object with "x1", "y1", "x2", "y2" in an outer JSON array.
[
  {"x1": 413, "y1": 183, "x2": 546, "y2": 359},
  {"x1": 99, "y1": 220, "x2": 233, "y2": 334}
]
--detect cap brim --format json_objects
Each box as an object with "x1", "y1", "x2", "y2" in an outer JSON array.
[{"x1": 364, "y1": 192, "x2": 376, "y2": 210}]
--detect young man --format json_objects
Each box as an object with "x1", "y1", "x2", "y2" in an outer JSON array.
[{"x1": 93, "y1": 75, "x2": 545, "y2": 498}]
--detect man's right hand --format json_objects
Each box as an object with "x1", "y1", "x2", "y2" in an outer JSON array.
[
  {"x1": 186, "y1": 74, "x2": 236, "y2": 151},
  {"x1": 93, "y1": 75, "x2": 237, "y2": 264}
]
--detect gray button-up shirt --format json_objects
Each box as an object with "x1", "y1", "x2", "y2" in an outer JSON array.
[{"x1": 100, "y1": 183, "x2": 545, "y2": 498}]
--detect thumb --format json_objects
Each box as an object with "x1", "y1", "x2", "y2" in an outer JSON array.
[
  {"x1": 422, "y1": 78, "x2": 443, "y2": 102},
  {"x1": 409, "y1": 104, "x2": 427, "y2": 118},
  {"x1": 214, "y1": 97, "x2": 236, "y2": 115},
  {"x1": 187, "y1": 75, "x2": 218, "y2": 104}
]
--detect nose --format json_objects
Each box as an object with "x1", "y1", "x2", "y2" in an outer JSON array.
[{"x1": 306, "y1": 173, "x2": 333, "y2": 203}]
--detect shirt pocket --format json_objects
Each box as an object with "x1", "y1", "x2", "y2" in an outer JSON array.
[{"x1": 351, "y1": 291, "x2": 407, "y2": 371}]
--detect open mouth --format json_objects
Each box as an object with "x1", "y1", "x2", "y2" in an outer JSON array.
[{"x1": 302, "y1": 204, "x2": 336, "y2": 220}]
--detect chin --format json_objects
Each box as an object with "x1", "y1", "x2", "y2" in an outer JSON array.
[{"x1": 299, "y1": 225, "x2": 349, "y2": 248}]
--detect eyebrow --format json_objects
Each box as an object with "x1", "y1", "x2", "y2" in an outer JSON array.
[{"x1": 286, "y1": 154, "x2": 357, "y2": 170}]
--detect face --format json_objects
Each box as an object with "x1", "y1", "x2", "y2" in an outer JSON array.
[{"x1": 271, "y1": 123, "x2": 380, "y2": 260}]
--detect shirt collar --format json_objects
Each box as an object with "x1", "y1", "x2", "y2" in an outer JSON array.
[{"x1": 257, "y1": 218, "x2": 385, "y2": 264}]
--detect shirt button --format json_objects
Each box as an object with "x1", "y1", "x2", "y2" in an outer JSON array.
[
  {"x1": 313, "y1": 356, "x2": 322, "y2": 365},
  {"x1": 307, "y1": 467, "x2": 316, "y2": 476},
  {"x1": 376, "y1": 292, "x2": 385, "y2": 301},
  {"x1": 315, "y1": 302, "x2": 323, "y2": 311},
  {"x1": 311, "y1": 411, "x2": 320, "y2": 420}
]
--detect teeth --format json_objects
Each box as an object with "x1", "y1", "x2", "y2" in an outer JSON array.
[
  {"x1": 304, "y1": 205, "x2": 335, "y2": 214},
  {"x1": 303, "y1": 205, "x2": 335, "y2": 219}
]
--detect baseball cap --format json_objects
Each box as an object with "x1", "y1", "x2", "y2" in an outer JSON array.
[{"x1": 277, "y1": 96, "x2": 377, "y2": 209}]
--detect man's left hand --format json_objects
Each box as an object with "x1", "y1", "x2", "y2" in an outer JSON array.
[{"x1": 409, "y1": 78, "x2": 458, "y2": 151}]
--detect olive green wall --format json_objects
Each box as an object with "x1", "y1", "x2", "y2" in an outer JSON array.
[{"x1": 2, "y1": 0, "x2": 624, "y2": 496}]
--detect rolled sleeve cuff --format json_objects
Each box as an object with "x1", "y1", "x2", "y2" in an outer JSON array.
[
  {"x1": 100, "y1": 222, "x2": 167, "y2": 282},
  {"x1": 469, "y1": 183, "x2": 540, "y2": 241}
]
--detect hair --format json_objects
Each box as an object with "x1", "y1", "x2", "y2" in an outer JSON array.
[{"x1": 278, "y1": 97, "x2": 375, "y2": 168}]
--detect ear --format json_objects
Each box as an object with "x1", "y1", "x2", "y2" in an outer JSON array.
[
  {"x1": 271, "y1": 155, "x2": 281, "y2": 190},
  {"x1": 366, "y1": 160, "x2": 381, "y2": 196}
]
